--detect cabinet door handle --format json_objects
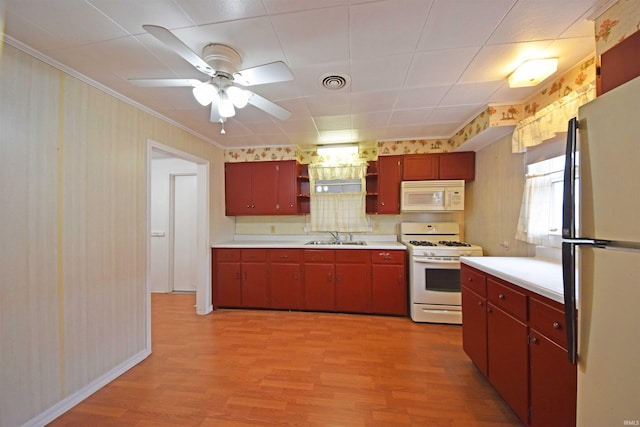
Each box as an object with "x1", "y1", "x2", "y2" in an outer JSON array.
[
  {"x1": 280, "y1": 255, "x2": 289, "y2": 259},
  {"x1": 328, "y1": 272, "x2": 333, "y2": 282},
  {"x1": 468, "y1": 277, "x2": 473, "y2": 282},
  {"x1": 498, "y1": 294, "x2": 505, "y2": 300},
  {"x1": 552, "y1": 321, "x2": 561, "y2": 329},
  {"x1": 381, "y1": 201, "x2": 385, "y2": 206},
  {"x1": 530, "y1": 336, "x2": 539, "y2": 344},
  {"x1": 487, "y1": 307, "x2": 492, "y2": 314},
  {"x1": 478, "y1": 301, "x2": 483, "y2": 306}
]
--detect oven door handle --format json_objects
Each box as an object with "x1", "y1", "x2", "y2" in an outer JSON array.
[{"x1": 413, "y1": 257, "x2": 460, "y2": 264}]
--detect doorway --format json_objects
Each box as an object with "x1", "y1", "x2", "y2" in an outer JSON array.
[{"x1": 146, "y1": 140, "x2": 211, "y2": 334}]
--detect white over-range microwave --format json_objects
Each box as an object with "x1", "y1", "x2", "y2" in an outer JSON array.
[{"x1": 400, "y1": 180, "x2": 465, "y2": 212}]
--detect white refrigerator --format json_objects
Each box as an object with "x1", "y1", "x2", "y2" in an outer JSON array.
[{"x1": 563, "y1": 75, "x2": 640, "y2": 426}]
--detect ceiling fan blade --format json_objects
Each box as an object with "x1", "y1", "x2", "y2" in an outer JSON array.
[
  {"x1": 142, "y1": 24, "x2": 216, "y2": 77},
  {"x1": 129, "y1": 78, "x2": 202, "y2": 87},
  {"x1": 234, "y1": 62, "x2": 294, "y2": 86},
  {"x1": 247, "y1": 92, "x2": 291, "y2": 120}
]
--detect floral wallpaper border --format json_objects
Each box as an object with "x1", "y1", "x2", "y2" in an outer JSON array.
[{"x1": 595, "y1": 0, "x2": 640, "y2": 56}]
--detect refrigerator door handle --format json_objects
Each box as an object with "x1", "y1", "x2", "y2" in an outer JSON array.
[
  {"x1": 562, "y1": 242, "x2": 578, "y2": 365},
  {"x1": 562, "y1": 117, "x2": 579, "y2": 239}
]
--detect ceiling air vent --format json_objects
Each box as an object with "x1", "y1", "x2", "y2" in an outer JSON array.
[{"x1": 320, "y1": 73, "x2": 350, "y2": 90}]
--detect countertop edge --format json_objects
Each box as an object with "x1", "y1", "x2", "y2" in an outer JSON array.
[
  {"x1": 461, "y1": 257, "x2": 564, "y2": 304},
  {"x1": 211, "y1": 241, "x2": 407, "y2": 250}
]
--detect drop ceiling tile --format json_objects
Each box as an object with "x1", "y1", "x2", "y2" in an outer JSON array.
[
  {"x1": 279, "y1": 118, "x2": 318, "y2": 134},
  {"x1": 405, "y1": 46, "x2": 480, "y2": 87},
  {"x1": 389, "y1": 108, "x2": 433, "y2": 127},
  {"x1": 428, "y1": 104, "x2": 484, "y2": 123},
  {"x1": 7, "y1": 0, "x2": 127, "y2": 48},
  {"x1": 394, "y1": 86, "x2": 451, "y2": 109},
  {"x1": 350, "y1": 91, "x2": 398, "y2": 114},
  {"x1": 349, "y1": 0, "x2": 432, "y2": 59},
  {"x1": 262, "y1": 0, "x2": 348, "y2": 14},
  {"x1": 350, "y1": 54, "x2": 413, "y2": 93},
  {"x1": 305, "y1": 93, "x2": 350, "y2": 116},
  {"x1": 417, "y1": 0, "x2": 516, "y2": 50},
  {"x1": 314, "y1": 115, "x2": 353, "y2": 131},
  {"x1": 488, "y1": 0, "x2": 597, "y2": 44},
  {"x1": 352, "y1": 112, "x2": 391, "y2": 129},
  {"x1": 439, "y1": 81, "x2": 504, "y2": 106},
  {"x1": 175, "y1": 0, "x2": 268, "y2": 26},
  {"x1": 270, "y1": 6, "x2": 350, "y2": 67},
  {"x1": 87, "y1": 0, "x2": 195, "y2": 34}
]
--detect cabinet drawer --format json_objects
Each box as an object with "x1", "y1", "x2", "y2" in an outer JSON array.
[
  {"x1": 488, "y1": 279, "x2": 527, "y2": 321},
  {"x1": 304, "y1": 249, "x2": 335, "y2": 263},
  {"x1": 371, "y1": 250, "x2": 405, "y2": 264},
  {"x1": 216, "y1": 248, "x2": 241, "y2": 262},
  {"x1": 241, "y1": 249, "x2": 267, "y2": 262},
  {"x1": 530, "y1": 297, "x2": 568, "y2": 349},
  {"x1": 335, "y1": 250, "x2": 369, "y2": 263},
  {"x1": 461, "y1": 266, "x2": 486, "y2": 296},
  {"x1": 269, "y1": 249, "x2": 301, "y2": 263}
]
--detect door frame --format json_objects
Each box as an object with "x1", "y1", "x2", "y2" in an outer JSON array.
[{"x1": 146, "y1": 140, "x2": 211, "y2": 347}]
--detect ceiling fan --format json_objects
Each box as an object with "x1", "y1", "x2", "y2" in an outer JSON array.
[{"x1": 130, "y1": 25, "x2": 294, "y2": 129}]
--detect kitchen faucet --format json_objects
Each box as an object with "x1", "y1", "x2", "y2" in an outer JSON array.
[{"x1": 328, "y1": 231, "x2": 340, "y2": 242}]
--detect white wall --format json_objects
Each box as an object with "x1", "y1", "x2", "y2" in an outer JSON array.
[
  {"x1": 150, "y1": 157, "x2": 197, "y2": 293},
  {"x1": 0, "y1": 42, "x2": 233, "y2": 426}
]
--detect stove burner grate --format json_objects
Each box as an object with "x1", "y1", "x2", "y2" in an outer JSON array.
[
  {"x1": 409, "y1": 240, "x2": 437, "y2": 247},
  {"x1": 438, "y1": 240, "x2": 471, "y2": 247}
]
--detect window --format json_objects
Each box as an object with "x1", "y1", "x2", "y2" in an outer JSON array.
[
  {"x1": 308, "y1": 163, "x2": 369, "y2": 232},
  {"x1": 516, "y1": 154, "x2": 578, "y2": 247}
]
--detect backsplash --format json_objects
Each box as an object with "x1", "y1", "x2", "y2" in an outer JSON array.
[{"x1": 234, "y1": 211, "x2": 465, "y2": 238}]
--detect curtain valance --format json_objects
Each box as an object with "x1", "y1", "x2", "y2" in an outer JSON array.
[{"x1": 512, "y1": 83, "x2": 596, "y2": 153}]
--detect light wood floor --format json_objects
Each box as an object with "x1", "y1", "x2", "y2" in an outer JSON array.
[{"x1": 50, "y1": 293, "x2": 523, "y2": 426}]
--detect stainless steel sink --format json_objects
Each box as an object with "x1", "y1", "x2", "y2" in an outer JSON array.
[{"x1": 305, "y1": 240, "x2": 366, "y2": 246}]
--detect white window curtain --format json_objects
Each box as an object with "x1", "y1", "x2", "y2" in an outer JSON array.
[
  {"x1": 308, "y1": 163, "x2": 369, "y2": 232},
  {"x1": 515, "y1": 173, "x2": 553, "y2": 245},
  {"x1": 512, "y1": 82, "x2": 595, "y2": 153},
  {"x1": 515, "y1": 155, "x2": 565, "y2": 245}
]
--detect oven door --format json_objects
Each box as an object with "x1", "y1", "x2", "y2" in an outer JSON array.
[{"x1": 411, "y1": 256, "x2": 461, "y2": 306}]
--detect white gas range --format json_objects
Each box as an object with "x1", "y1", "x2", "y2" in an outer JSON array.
[{"x1": 400, "y1": 222, "x2": 483, "y2": 324}]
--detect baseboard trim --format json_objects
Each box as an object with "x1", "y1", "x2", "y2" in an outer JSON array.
[{"x1": 23, "y1": 348, "x2": 151, "y2": 426}]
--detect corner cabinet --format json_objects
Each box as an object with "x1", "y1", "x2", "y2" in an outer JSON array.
[
  {"x1": 224, "y1": 160, "x2": 304, "y2": 216},
  {"x1": 461, "y1": 264, "x2": 577, "y2": 427}
]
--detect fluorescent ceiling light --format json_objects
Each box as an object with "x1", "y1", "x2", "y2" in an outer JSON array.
[
  {"x1": 509, "y1": 58, "x2": 558, "y2": 88},
  {"x1": 317, "y1": 144, "x2": 359, "y2": 155},
  {"x1": 318, "y1": 129, "x2": 359, "y2": 144}
]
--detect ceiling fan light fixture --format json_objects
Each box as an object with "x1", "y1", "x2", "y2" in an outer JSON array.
[
  {"x1": 192, "y1": 82, "x2": 217, "y2": 106},
  {"x1": 508, "y1": 58, "x2": 558, "y2": 88},
  {"x1": 218, "y1": 91, "x2": 236, "y2": 117},
  {"x1": 227, "y1": 86, "x2": 250, "y2": 108}
]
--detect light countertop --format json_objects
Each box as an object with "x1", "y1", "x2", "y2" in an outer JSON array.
[
  {"x1": 461, "y1": 255, "x2": 564, "y2": 304},
  {"x1": 212, "y1": 234, "x2": 406, "y2": 251}
]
